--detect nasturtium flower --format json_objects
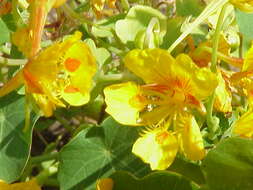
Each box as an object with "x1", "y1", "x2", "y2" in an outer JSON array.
[
  {"x1": 230, "y1": 0, "x2": 253, "y2": 13},
  {"x1": 104, "y1": 48, "x2": 218, "y2": 170},
  {"x1": 233, "y1": 109, "x2": 253, "y2": 138},
  {"x1": 0, "y1": 179, "x2": 41, "y2": 190},
  {"x1": 0, "y1": 31, "x2": 97, "y2": 117}
]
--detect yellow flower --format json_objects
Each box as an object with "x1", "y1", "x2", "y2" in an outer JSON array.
[
  {"x1": 96, "y1": 178, "x2": 114, "y2": 190},
  {"x1": 105, "y1": 48, "x2": 217, "y2": 125},
  {"x1": 0, "y1": 179, "x2": 41, "y2": 190},
  {"x1": 104, "y1": 48, "x2": 218, "y2": 169},
  {"x1": 0, "y1": 31, "x2": 97, "y2": 117},
  {"x1": 230, "y1": 0, "x2": 253, "y2": 13},
  {"x1": 233, "y1": 109, "x2": 253, "y2": 138},
  {"x1": 91, "y1": 0, "x2": 117, "y2": 18}
]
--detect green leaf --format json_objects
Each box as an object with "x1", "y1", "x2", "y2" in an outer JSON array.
[
  {"x1": 84, "y1": 38, "x2": 111, "y2": 67},
  {"x1": 176, "y1": 0, "x2": 204, "y2": 17},
  {"x1": 115, "y1": 5, "x2": 167, "y2": 44},
  {"x1": 92, "y1": 14, "x2": 125, "y2": 38},
  {"x1": 169, "y1": 157, "x2": 205, "y2": 185},
  {"x1": 0, "y1": 18, "x2": 10, "y2": 44},
  {"x1": 161, "y1": 17, "x2": 184, "y2": 49},
  {"x1": 58, "y1": 117, "x2": 150, "y2": 190},
  {"x1": 235, "y1": 10, "x2": 253, "y2": 53},
  {"x1": 110, "y1": 171, "x2": 199, "y2": 190},
  {"x1": 0, "y1": 92, "x2": 38, "y2": 182},
  {"x1": 201, "y1": 137, "x2": 253, "y2": 190}
]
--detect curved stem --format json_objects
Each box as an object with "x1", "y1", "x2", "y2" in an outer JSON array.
[
  {"x1": 168, "y1": 0, "x2": 228, "y2": 53},
  {"x1": 30, "y1": 152, "x2": 59, "y2": 164},
  {"x1": 206, "y1": 3, "x2": 228, "y2": 137}
]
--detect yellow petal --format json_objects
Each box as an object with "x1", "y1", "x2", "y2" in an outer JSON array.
[
  {"x1": 63, "y1": 41, "x2": 97, "y2": 96},
  {"x1": 124, "y1": 48, "x2": 175, "y2": 85},
  {"x1": 230, "y1": 0, "x2": 253, "y2": 13},
  {"x1": 62, "y1": 86, "x2": 90, "y2": 106},
  {"x1": 104, "y1": 82, "x2": 144, "y2": 126},
  {"x1": 177, "y1": 114, "x2": 205, "y2": 161},
  {"x1": 0, "y1": 179, "x2": 41, "y2": 190},
  {"x1": 124, "y1": 49, "x2": 218, "y2": 100},
  {"x1": 92, "y1": 0, "x2": 106, "y2": 17},
  {"x1": 0, "y1": 70, "x2": 24, "y2": 97},
  {"x1": 214, "y1": 71, "x2": 232, "y2": 113},
  {"x1": 33, "y1": 94, "x2": 57, "y2": 117},
  {"x1": 132, "y1": 129, "x2": 178, "y2": 170},
  {"x1": 174, "y1": 54, "x2": 218, "y2": 100},
  {"x1": 96, "y1": 178, "x2": 114, "y2": 190},
  {"x1": 53, "y1": 0, "x2": 67, "y2": 8},
  {"x1": 233, "y1": 110, "x2": 253, "y2": 138},
  {"x1": 242, "y1": 43, "x2": 253, "y2": 72}
]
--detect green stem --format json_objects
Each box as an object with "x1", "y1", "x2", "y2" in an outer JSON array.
[
  {"x1": 54, "y1": 112, "x2": 73, "y2": 132},
  {"x1": 30, "y1": 152, "x2": 59, "y2": 164},
  {"x1": 0, "y1": 57, "x2": 27, "y2": 66},
  {"x1": 168, "y1": 0, "x2": 228, "y2": 53},
  {"x1": 36, "y1": 167, "x2": 58, "y2": 186},
  {"x1": 61, "y1": 4, "x2": 97, "y2": 26},
  {"x1": 206, "y1": 3, "x2": 228, "y2": 137}
]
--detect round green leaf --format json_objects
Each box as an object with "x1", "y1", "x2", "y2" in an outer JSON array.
[
  {"x1": 0, "y1": 92, "x2": 39, "y2": 182},
  {"x1": 201, "y1": 137, "x2": 253, "y2": 190},
  {"x1": 58, "y1": 117, "x2": 150, "y2": 190}
]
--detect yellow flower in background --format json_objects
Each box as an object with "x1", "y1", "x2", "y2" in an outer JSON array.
[
  {"x1": 214, "y1": 70, "x2": 232, "y2": 113},
  {"x1": 96, "y1": 178, "x2": 114, "y2": 190},
  {"x1": 104, "y1": 48, "x2": 218, "y2": 169},
  {"x1": 233, "y1": 109, "x2": 253, "y2": 138},
  {"x1": 91, "y1": 0, "x2": 117, "y2": 18},
  {"x1": 242, "y1": 43, "x2": 253, "y2": 72},
  {"x1": 0, "y1": 179, "x2": 41, "y2": 190},
  {"x1": 230, "y1": 0, "x2": 253, "y2": 13},
  {"x1": 0, "y1": 31, "x2": 97, "y2": 117}
]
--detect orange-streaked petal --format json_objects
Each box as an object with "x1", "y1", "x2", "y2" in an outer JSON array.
[
  {"x1": 174, "y1": 54, "x2": 218, "y2": 100},
  {"x1": 132, "y1": 128, "x2": 178, "y2": 170},
  {"x1": 62, "y1": 86, "x2": 90, "y2": 106}
]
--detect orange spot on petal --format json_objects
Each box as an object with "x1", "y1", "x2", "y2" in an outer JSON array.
[
  {"x1": 64, "y1": 85, "x2": 80, "y2": 93},
  {"x1": 64, "y1": 58, "x2": 81, "y2": 72}
]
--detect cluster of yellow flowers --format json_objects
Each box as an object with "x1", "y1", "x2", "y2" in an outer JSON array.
[{"x1": 1, "y1": 0, "x2": 253, "y2": 175}]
